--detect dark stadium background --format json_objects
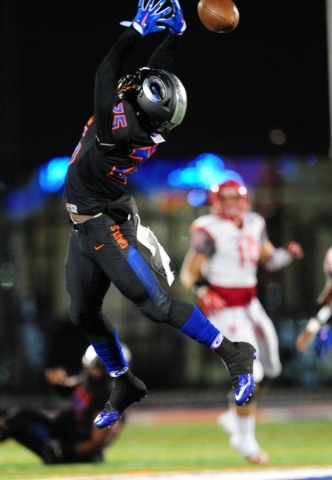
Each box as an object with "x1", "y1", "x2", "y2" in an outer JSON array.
[
  {"x1": 0, "y1": 0, "x2": 332, "y2": 399},
  {"x1": 1, "y1": 0, "x2": 329, "y2": 188}
]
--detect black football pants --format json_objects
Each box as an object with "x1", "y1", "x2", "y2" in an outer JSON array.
[{"x1": 65, "y1": 213, "x2": 193, "y2": 344}]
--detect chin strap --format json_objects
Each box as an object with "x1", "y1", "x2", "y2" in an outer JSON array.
[{"x1": 136, "y1": 214, "x2": 174, "y2": 286}]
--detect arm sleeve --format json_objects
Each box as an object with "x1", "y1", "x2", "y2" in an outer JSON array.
[
  {"x1": 261, "y1": 224, "x2": 269, "y2": 243},
  {"x1": 94, "y1": 27, "x2": 142, "y2": 148},
  {"x1": 147, "y1": 33, "x2": 182, "y2": 71},
  {"x1": 264, "y1": 248, "x2": 293, "y2": 271},
  {"x1": 190, "y1": 228, "x2": 215, "y2": 257}
]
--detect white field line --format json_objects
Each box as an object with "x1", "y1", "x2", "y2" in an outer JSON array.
[{"x1": 28, "y1": 466, "x2": 332, "y2": 480}]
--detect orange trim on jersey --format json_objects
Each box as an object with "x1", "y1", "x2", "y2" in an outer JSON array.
[{"x1": 129, "y1": 145, "x2": 157, "y2": 162}]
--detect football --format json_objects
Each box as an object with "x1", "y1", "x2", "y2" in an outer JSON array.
[{"x1": 197, "y1": 0, "x2": 240, "y2": 34}]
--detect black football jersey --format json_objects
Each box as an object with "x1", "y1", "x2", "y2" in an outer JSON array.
[{"x1": 64, "y1": 27, "x2": 181, "y2": 216}]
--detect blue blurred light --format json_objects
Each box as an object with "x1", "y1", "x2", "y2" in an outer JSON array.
[
  {"x1": 187, "y1": 189, "x2": 207, "y2": 207},
  {"x1": 308, "y1": 154, "x2": 317, "y2": 167},
  {"x1": 5, "y1": 173, "x2": 46, "y2": 219},
  {"x1": 168, "y1": 153, "x2": 244, "y2": 189},
  {"x1": 275, "y1": 156, "x2": 298, "y2": 177},
  {"x1": 39, "y1": 156, "x2": 70, "y2": 193}
]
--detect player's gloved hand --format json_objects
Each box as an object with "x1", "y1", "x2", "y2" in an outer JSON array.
[
  {"x1": 125, "y1": 0, "x2": 172, "y2": 37},
  {"x1": 284, "y1": 241, "x2": 304, "y2": 259},
  {"x1": 314, "y1": 325, "x2": 332, "y2": 359},
  {"x1": 197, "y1": 287, "x2": 226, "y2": 318},
  {"x1": 161, "y1": 0, "x2": 187, "y2": 34}
]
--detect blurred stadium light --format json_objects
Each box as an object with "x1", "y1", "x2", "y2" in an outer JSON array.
[
  {"x1": 168, "y1": 153, "x2": 244, "y2": 189},
  {"x1": 38, "y1": 156, "x2": 70, "y2": 193},
  {"x1": 4, "y1": 156, "x2": 70, "y2": 219}
]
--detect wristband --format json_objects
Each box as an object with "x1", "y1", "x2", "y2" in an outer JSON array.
[
  {"x1": 305, "y1": 317, "x2": 321, "y2": 334},
  {"x1": 316, "y1": 304, "x2": 332, "y2": 324},
  {"x1": 195, "y1": 286, "x2": 209, "y2": 297},
  {"x1": 191, "y1": 280, "x2": 209, "y2": 295},
  {"x1": 265, "y1": 248, "x2": 292, "y2": 271}
]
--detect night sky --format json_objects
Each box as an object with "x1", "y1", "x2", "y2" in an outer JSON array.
[{"x1": 1, "y1": 0, "x2": 330, "y2": 187}]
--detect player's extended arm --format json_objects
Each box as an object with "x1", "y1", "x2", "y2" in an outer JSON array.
[
  {"x1": 262, "y1": 240, "x2": 304, "y2": 271},
  {"x1": 296, "y1": 279, "x2": 332, "y2": 353},
  {"x1": 180, "y1": 250, "x2": 225, "y2": 317},
  {"x1": 94, "y1": 29, "x2": 141, "y2": 148},
  {"x1": 180, "y1": 249, "x2": 207, "y2": 290},
  {"x1": 94, "y1": 0, "x2": 171, "y2": 148},
  {"x1": 148, "y1": 0, "x2": 186, "y2": 70},
  {"x1": 44, "y1": 367, "x2": 79, "y2": 398},
  {"x1": 297, "y1": 249, "x2": 332, "y2": 353}
]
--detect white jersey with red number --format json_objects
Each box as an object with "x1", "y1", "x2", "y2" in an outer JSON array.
[
  {"x1": 190, "y1": 212, "x2": 281, "y2": 382},
  {"x1": 191, "y1": 212, "x2": 266, "y2": 288}
]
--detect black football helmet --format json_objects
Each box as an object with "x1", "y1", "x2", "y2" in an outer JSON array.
[{"x1": 118, "y1": 67, "x2": 187, "y2": 132}]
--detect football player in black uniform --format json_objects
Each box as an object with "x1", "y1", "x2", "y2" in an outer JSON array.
[
  {"x1": 64, "y1": 0, "x2": 256, "y2": 430},
  {"x1": 0, "y1": 348, "x2": 124, "y2": 464}
]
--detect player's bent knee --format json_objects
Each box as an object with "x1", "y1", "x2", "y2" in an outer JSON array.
[
  {"x1": 68, "y1": 302, "x2": 80, "y2": 326},
  {"x1": 139, "y1": 295, "x2": 172, "y2": 323}
]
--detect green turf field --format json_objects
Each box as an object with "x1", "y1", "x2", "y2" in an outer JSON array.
[{"x1": 0, "y1": 419, "x2": 331, "y2": 479}]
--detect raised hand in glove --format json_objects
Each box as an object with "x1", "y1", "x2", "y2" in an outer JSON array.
[
  {"x1": 162, "y1": 0, "x2": 186, "y2": 34},
  {"x1": 284, "y1": 241, "x2": 304, "y2": 259},
  {"x1": 129, "y1": 0, "x2": 172, "y2": 36},
  {"x1": 197, "y1": 287, "x2": 227, "y2": 318}
]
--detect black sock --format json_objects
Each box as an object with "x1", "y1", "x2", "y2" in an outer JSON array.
[
  {"x1": 214, "y1": 337, "x2": 254, "y2": 376},
  {"x1": 108, "y1": 370, "x2": 147, "y2": 412}
]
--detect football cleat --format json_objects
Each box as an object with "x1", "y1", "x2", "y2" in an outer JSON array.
[
  {"x1": 94, "y1": 403, "x2": 122, "y2": 429},
  {"x1": 232, "y1": 373, "x2": 255, "y2": 406},
  {"x1": 94, "y1": 370, "x2": 147, "y2": 429},
  {"x1": 215, "y1": 338, "x2": 256, "y2": 406}
]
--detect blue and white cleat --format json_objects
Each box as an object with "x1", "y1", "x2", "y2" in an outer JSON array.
[
  {"x1": 94, "y1": 370, "x2": 147, "y2": 429},
  {"x1": 232, "y1": 373, "x2": 255, "y2": 406},
  {"x1": 94, "y1": 403, "x2": 122, "y2": 429},
  {"x1": 214, "y1": 338, "x2": 256, "y2": 406},
  {"x1": 230, "y1": 346, "x2": 256, "y2": 406}
]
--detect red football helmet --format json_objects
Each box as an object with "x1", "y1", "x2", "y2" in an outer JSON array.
[{"x1": 208, "y1": 180, "x2": 250, "y2": 220}]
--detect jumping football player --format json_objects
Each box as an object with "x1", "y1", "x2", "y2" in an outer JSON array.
[{"x1": 64, "y1": 0, "x2": 256, "y2": 430}]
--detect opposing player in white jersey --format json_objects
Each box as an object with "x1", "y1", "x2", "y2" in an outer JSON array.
[
  {"x1": 180, "y1": 179, "x2": 304, "y2": 464},
  {"x1": 296, "y1": 247, "x2": 332, "y2": 355}
]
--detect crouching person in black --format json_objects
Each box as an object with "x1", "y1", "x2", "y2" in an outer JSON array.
[{"x1": 0, "y1": 347, "x2": 125, "y2": 464}]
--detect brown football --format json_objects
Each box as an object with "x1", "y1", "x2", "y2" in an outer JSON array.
[{"x1": 197, "y1": 0, "x2": 240, "y2": 34}]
